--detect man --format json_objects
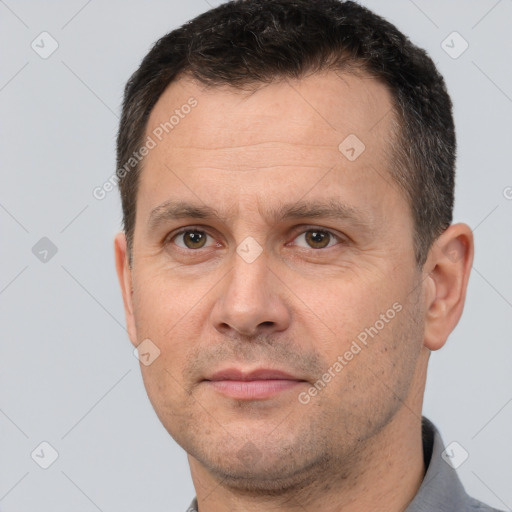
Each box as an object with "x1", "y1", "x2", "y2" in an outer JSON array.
[{"x1": 114, "y1": 1, "x2": 502, "y2": 510}]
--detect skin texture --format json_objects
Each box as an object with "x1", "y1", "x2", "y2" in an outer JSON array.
[{"x1": 115, "y1": 71, "x2": 474, "y2": 512}]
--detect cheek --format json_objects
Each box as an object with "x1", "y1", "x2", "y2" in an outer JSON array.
[
  {"x1": 298, "y1": 272, "x2": 419, "y2": 385},
  {"x1": 296, "y1": 274, "x2": 401, "y2": 348},
  {"x1": 131, "y1": 272, "x2": 199, "y2": 398},
  {"x1": 357, "y1": 291, "x2": 423, "y2": 387},
  {"x1": 138, "y1": 359, "x2": 197, "y2": 441},
  {"x1": 315, "y1": 298, "x2": 423, "y2": 434},
  {"x1": 132, "y1": 265, "x2": 210, "y2": 338}
]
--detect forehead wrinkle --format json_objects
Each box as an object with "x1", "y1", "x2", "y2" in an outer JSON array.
[
  {"x1": 170, "y1": 141, "x2": 336, "y2": 151},
  {"x1": 176, "y1": 164, "x2": 335, "y2": 174},
  {"x1": 161, "y1": 142, "x2": 343, "y2": 174}
]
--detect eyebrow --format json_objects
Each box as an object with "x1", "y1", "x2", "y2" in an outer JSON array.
[{"x1": 147, "y1": 197, "x2": 373, "y2": 232}]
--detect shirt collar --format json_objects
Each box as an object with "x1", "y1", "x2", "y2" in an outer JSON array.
[{"x1": 405, "y1": 416, "x2": 469, "y2": 511}]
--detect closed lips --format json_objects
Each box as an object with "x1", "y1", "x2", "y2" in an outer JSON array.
[{"x1": 205, "y1": 368, "x2": 306, "y2": 381}]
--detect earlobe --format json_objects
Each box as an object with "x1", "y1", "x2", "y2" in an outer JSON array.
[
  {"x1": 423, "y1": 223, "x2": 474, "y2": 351},
  {"x1": 114, "y1": 232, "x2": 138, "y2": 345}
]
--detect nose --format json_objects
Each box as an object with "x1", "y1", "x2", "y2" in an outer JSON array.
[{"x1": 209, "y1": 248, "x2": 292, "y2": 338}]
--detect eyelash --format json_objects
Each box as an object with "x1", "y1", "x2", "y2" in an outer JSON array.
[{"x1": 165, "y1": 226, "x2": 345, "y2": 252}]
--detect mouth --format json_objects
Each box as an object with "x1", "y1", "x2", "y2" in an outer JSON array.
[{"x1": 203, "y1": 367, "x2": 307, "y2": 400}]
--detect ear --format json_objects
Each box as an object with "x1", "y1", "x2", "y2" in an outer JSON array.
[
  {"x1": 422, "y1": 223, "x2": 474, "y2": 351},
  {"x1": 114, "y1": 232, "x2": 138, "y2": 346}
]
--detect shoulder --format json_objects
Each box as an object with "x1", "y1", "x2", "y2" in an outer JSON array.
[{"x1": 467, "y1": 496, "x2": 507, "y2": 512}]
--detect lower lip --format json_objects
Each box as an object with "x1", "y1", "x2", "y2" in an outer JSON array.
[{"x1": 205, "y1": 379, "x2": 304, "y2": 400}]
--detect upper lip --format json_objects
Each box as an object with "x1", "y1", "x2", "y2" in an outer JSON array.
[{"x1": 205, "y1": 368, "x2": 305, "y2": 381}]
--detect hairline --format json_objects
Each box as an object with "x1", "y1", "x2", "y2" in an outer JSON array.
[{"x1": 125, "y1": 66, "x2": 425, "y2": 269}]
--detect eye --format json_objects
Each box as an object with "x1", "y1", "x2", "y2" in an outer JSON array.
[
  {"x1": 291, "y1": 229, "x2": 342, "y2": 250},
  {"x1": 170, "y1": 229, "x2": 217, "y2": 250},
  {"x1": 166, "y1": 227, "x2": 344, "y2": 253}
]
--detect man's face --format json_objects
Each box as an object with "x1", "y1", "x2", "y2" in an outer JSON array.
[{"x1": 120, "y1": 71, "x2": 429, "y2": 489}]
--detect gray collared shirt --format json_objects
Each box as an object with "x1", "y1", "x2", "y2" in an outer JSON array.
[{"x1": 186, "y1": 417, "x2": 503, "y2": 511}]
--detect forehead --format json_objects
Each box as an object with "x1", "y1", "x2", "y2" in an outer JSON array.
[
  {"x1": 137, "y1": 71, "x2": 401, "y2": 226},
  {"x1": 146, "y1": 70, "x2": 393, "y2": 152}
]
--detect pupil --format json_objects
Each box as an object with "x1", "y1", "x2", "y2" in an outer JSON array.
[
  {"x1": 307, "y1": 231, "x2": 329, "y2": 248},
  {"x1": 186, "y1": 231, "x2": 205, "y2": 248}
]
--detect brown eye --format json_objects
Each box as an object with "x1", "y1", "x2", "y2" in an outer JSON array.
[
  {"x1": 293, "y1": 229, "x2": 340, "y2": 250},
  {"x1": 305, "y1": 231, "x2": 331, "y2": 249},
  {"x1": 175, "y1": 230, "x2": 209, "y2": 249}
]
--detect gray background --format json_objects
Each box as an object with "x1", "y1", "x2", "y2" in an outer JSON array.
[{"x1": 1, "y1": 0, "x2": 511, "y2": 511}]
